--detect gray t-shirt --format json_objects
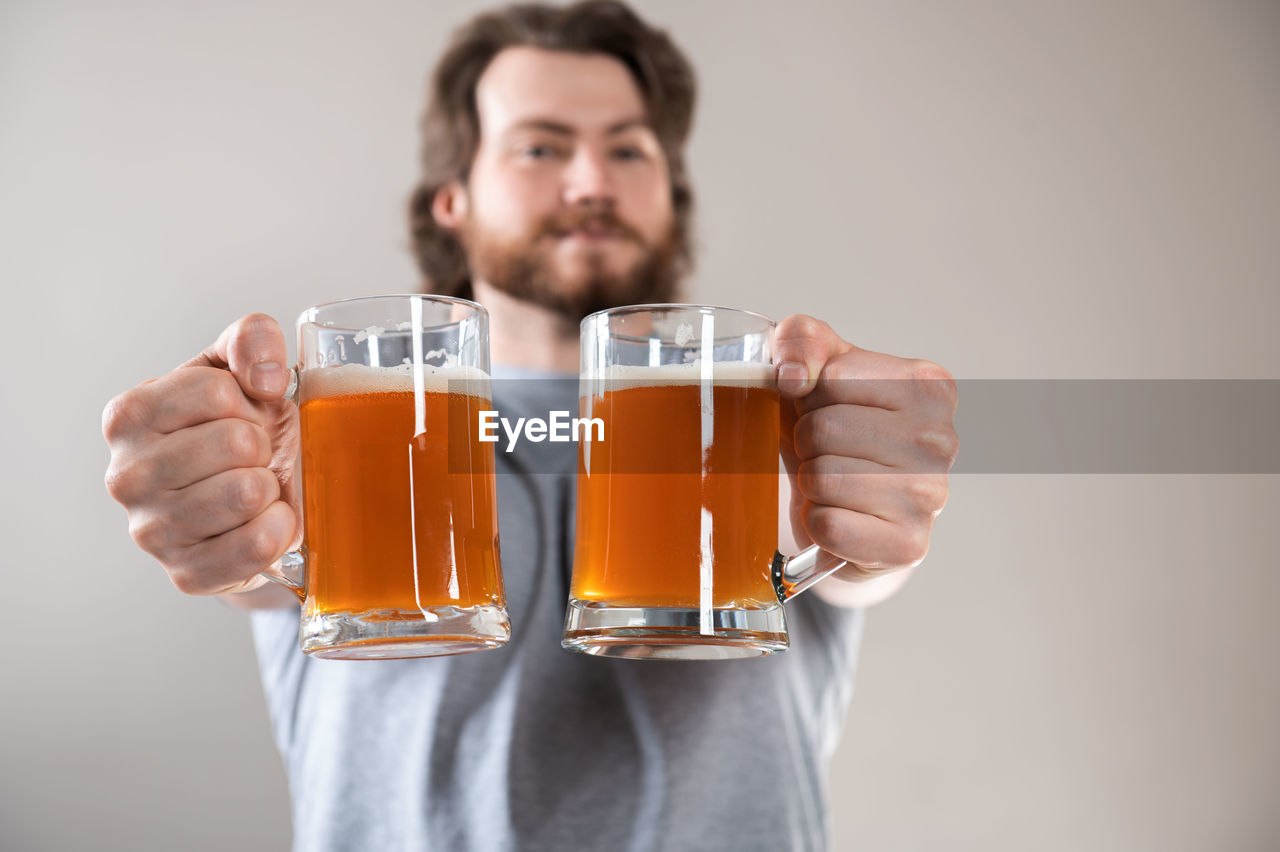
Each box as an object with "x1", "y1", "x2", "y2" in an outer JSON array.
[{"x1": 251, "y1": 371, "x2": 864, "y2": 852}]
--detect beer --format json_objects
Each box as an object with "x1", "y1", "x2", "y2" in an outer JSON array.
[
  {"x1": 299, "y1": 364, "x2": 503, "y2": 617},
  {"x1": 571, "y1": 362, "x2": 779, "y2": 608}
]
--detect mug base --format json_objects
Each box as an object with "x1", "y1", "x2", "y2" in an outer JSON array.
[
  {"x1": 300, "y1": 604, "x2": 510, "y2": 660},
  {"x1": 561, "y1": 599, "x2": 788, "y2": 660}
]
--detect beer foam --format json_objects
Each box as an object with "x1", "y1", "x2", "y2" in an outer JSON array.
[
  {"x1": 589, "y1": 360, "x2": 775, "y2": 390},
  {"x1": 300, "y1": 362, "x2": 492, "y2": 399}
]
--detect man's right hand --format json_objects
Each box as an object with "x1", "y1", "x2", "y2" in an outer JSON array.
[{"x1": 103, "y1": 314, "x2": 301, "y2": 603}]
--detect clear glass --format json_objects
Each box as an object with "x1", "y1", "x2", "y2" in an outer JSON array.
[
  {"x1": 562, "y1": 304, "x2": 845, "y2": 660},
  {"x1": 262, "y1": 294, "x2": 509, "y2": 659}
]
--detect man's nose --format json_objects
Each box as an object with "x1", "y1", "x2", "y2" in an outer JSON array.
[{"x1": 561, "y1": 147, "x2": 615, "y2": 206}]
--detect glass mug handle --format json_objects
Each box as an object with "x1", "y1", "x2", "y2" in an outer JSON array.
[
  {"x1": 771, "y1": 545, "x2": 847, "y2": 600},
  {"x1": 256, "y1": 366, "x2": 305, "y2": 600}
]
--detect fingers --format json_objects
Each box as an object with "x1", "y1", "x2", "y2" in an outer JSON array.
[
  {"x1": 794, "y1": 351, "x2": 958, "y2": 416},
  {"x1": 105, "y1": 366, "x2": 274, "y2": 440},
  {"x1": 105, "y1": 418, "x2": 273, "y2": 509},
  {"x1": 800, "y1": 501, "x2": 934, "y2": 574},
  {"x1": 792, "y1": 405, "x2": 957, "y2": 472},
  {"x1": 162, "y1": 502, "x2": 298, "y2": 596},
  {"x1": 129, "y1": 465, "x2": 282, "y2": 549},
  {"x1": 796, "y1": 455, "x2": 949, "y2": 524},
  {"x1": 790, "y1": 454, "x2": 947, "y2": 573},
  {"x1": 772, "y1": 314, "x2": 853, "y2": 399},
  {"x1": 160, "y1": 419, "x2": 275, "y2": 489},
  {"x1": 185, "y1": 313, "x2": 290, "y2": 402}
]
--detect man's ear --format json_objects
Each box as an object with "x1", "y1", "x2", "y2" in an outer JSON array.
[{"x1": 432, "y1": 181, "x2": 468, "y2": 231}]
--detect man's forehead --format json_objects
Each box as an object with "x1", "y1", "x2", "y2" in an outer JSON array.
[{"x1": 475, "y1": 46, "x2": 651, "y2": 137}]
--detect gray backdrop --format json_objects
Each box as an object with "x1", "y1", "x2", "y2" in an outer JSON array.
[{"x1": 3, "y1": 1, "x2": 1278, "y2": 849}]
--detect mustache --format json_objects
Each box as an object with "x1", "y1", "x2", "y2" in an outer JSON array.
[{"x1": 540, "y1": 209, "x2": 645, "y2": 244}]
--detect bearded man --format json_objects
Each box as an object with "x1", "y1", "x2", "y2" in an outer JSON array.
[{"x1": 103, "y1": 3, "x2": 957, "y2": 849}]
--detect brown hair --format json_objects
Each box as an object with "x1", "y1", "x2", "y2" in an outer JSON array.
[{"x1": 407, "y1": 0, "x2": 697, "y2": 299}]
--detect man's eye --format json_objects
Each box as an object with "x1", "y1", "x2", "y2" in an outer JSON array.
[
  {"x1": 521, "y1": 145, "x2": 561, "y2": 159},
  {"x1": 611, "y1": 146, "x2": 646, "y2": 161}
]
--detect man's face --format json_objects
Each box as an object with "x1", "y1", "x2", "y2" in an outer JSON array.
[{"x1": 451, "y1": 47, "x2": 680, "y2": 320}]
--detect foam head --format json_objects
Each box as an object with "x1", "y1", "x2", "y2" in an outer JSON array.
[
  {"x1": 586, "y1": 361, "x2": 776, "y2": 393},
  {"x1": 300, "y1": 363, "x2": 492, "y2": 400}
]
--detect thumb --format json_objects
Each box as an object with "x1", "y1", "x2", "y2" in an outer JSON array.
[
  {"x1": 771, "y1": 314, "x2": 852, "y2": 399},
  {"x1": 184, "y1": 313, "x2": 290, "y2": 402}
]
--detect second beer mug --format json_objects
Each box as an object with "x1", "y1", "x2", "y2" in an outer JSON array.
[
  {"x1": 563, "y1": 304, "x2": 847, "y2": 660},
  {"x1": 263, "y1": 295, "x2": 509, "y2": 659}
]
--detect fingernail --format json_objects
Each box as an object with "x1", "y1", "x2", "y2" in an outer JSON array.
[
  {"x1": 777, "y1": 361, "x2": 809, "y2": 394},
  {"x1": 252, "y1": 362, "x2": 285, "y2": 395}
]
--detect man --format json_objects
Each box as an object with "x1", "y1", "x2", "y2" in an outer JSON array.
[{"x1": 103, "y1": 2, "x2": 957, "y2": 849}]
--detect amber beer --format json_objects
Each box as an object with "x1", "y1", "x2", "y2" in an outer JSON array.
[
  {"x1": 571, "y1": 363, "x2": 780, "y2": 609},
  {"x1": 299, "y1": 364, "x2": 503, "y2": 618}
]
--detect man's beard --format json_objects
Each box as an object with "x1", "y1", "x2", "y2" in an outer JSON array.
[{"x1": 462, "y1": 207, "x2": 683, "y2": 322}]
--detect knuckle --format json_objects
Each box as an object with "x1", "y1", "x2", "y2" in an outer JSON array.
[
  {"x1": 794, "y1": 408, "x2": 838, "y2": 459},
  {"x1": 797, "y1": 457, "x2": 843, "y2": 503},
  {"x1": 909, "y1": 359, "x2": 958, "y2": 404},
  {"x1": 238, "y1": 312, "x2": 280, "y2": 337},
  {"x1": 225, "y1": 420, "x2": 263, "y2": 465},
  {"x1": 893, "y1": 526, "x2": 931, "y2": 568},
  {"x1": 243, "y1": 519, "x2": 282, "y2": 567},
  {"x1": 231, "y1": 470, "x2": 271, "y2": 512},
  {"x1": 796, "y1": 460, "x2": 821, "y2": 500},
  {"x1": 905, "y1": 475, "x2": 949, "y2": 516},
  {"x1": 941, "y1": 427, "x2": 960, "y2": 466},
  {"x1": 908, "y1": 358, "x2": 952, "y2": 385},
  {"x1": 792, "y1": 314, "x2": 830, "y2": 338},
  {"x1": 104, "y1": 455, "x2": 147, "y2": 504},
  {"x1": 168, "y1": 567, "x2": 196, "y2": 595},
  {"x1": 775, "y1": 314, "x2": 831, "y2": 351},
  {"x1": 101, "y1": 390, "x2": 145, "y2": 443},
  {"x1": 103, "y1": 461, "x2": 129, "y2": 503},
  {"x1": 168, "y1": 565, "x2": 208, "y2": 596},
  {"x1": 233, "y1": 314, "x2": 286, "y2": 361},
  {"x1": 204, "y1": 371, "x2": 243, "y2": 418},
  {"x1": 802, "y1": 503, "x2": 842, "y2": 547},
  {"x1": 128, "y1": 514, "x2": 169, "y2": 554},
  {"x1": 793, "y1": 416, "x2": 818, "y2": 459},
  {"x1": 913, "y1": 425, "x2": 960, "y2": 467}
]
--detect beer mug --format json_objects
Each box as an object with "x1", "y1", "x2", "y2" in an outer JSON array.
[
  {"x1": 563, "y1": 304, "x2": 846, "y2": 660},
  {"x1": 263, "y1": 295, "x2": 509, "y2": 659}
]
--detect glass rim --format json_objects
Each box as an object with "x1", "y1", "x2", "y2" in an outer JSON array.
[
  {"x1": 297, "y1": 293, "x2": 487, "y2": 330},
  {"x1": 580, "y1": 302, "x2": 775, "y2": 330}
]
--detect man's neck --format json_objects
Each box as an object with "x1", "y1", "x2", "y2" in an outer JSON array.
[{"x1": 472, "y1": 281, "x2": 580, "y2": 373}]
